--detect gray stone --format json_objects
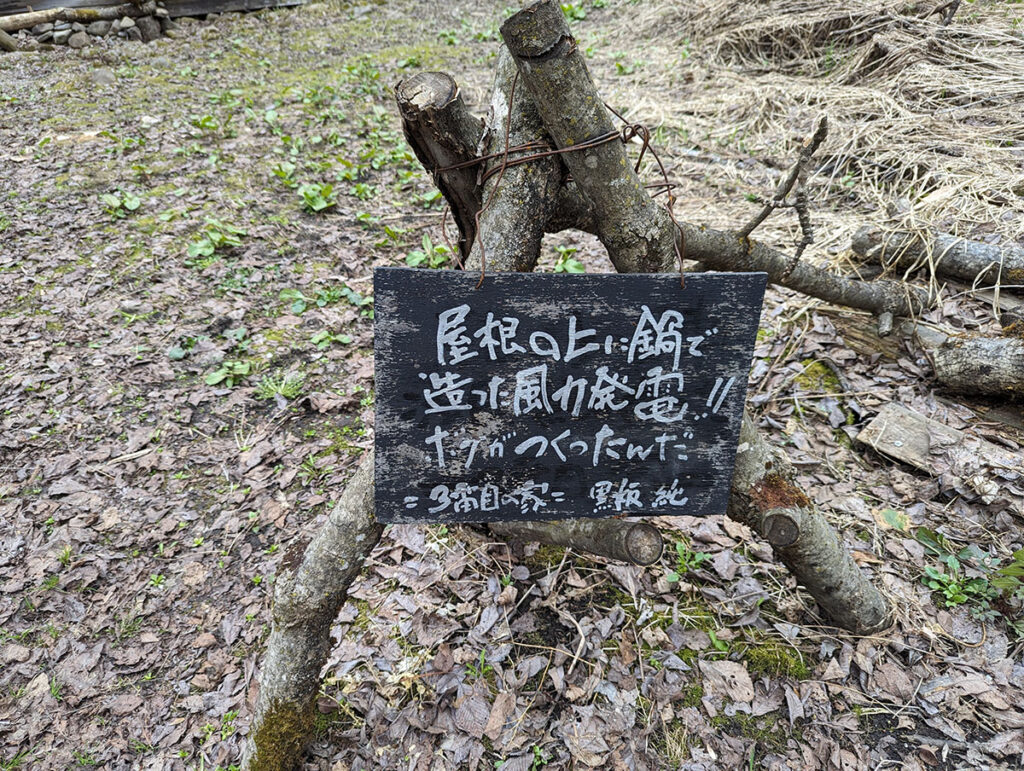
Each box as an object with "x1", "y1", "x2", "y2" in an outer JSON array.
[
  {"x1": 89, "y1": 67, "x2": 116, "y2": 85},
  {"x1": 53, "y1": 28, "x2": 71, "y2": 44},
  {"x1": 119, "y1": 16, "x2": 135, "y2": 29},
  {"x1": 109, "y1": 19, "x2": 121, "y2": 34},
  {"x1": 67, "y1": 31, "x2": 90, "y2": 48},
  {"x1": 71, "y1": 22, "x2": 85, "y2": 33},
  {"x1": 160, "y1": 18, "x2": 179, "y2": 33},
  {"x1": 123, "y1": 26, "x2": 142, "y2": 42},
  {"x1": 136, "y1": 16, "x2": 161, "y2": 43},
  {"x1": 86, "y1": 21, "x2": 111, "y2": 36},
  {"x1": 36, "y1": 31, "x2": 53, "y2": 43},
  {"x1": 31, "y1": 22, "x2": 53, "y2": 34},
  {"x1": 53, "y1": 21, "x2": 71, "y2": 30},
  {"x1": 154, "y1": 7, "x2": 168, "y2": 17}
]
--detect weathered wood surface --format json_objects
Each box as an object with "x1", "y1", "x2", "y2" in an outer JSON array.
[
  {"x1": 374, "y1": 268, "x2": 766, "y2": 523},
  {"x1": 857, "y1": 403, "x2": 1024, "y2": 515},
  {"x1": 0, "y1": 24, "x2": 15, "y2": 48},
  {"x1": 499, "y1": 0, "x2": 892, "y2": 633},
  {"x1": 243, "y1": 452, "x2": 382, "y2": 771},
  {"x1": 729, "y1": 415, "x2": 891, "y2": 631},
  {"x1": 464, "y1": 48, "x2": 564, "y2": 273},
  {"x1": 500, "y1": 0, "x2": 677, "y2": 274}
]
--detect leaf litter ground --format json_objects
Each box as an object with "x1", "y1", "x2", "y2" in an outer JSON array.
[{"x1": 1, "y1": 1, "x2": 1023, "y2": 769}]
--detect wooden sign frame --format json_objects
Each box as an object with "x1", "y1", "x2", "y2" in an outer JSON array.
[{"x1": 374, "y1": 268, "x2": 766, "y2": 524}]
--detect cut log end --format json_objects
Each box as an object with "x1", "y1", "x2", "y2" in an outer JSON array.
[
  {"x1": 396, "y1": 71, "x2": 458, "y2": 111},
  {"x1": 624, "y1": 522, "x2": 665, "y2": 565},
  {"x1": 762, "y1": 509, "x2": 801, "y2": 548}
]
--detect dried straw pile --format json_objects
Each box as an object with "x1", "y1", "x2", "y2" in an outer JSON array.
[{"x1": 615, "y1": 0, "x2": 1024, "y2": 258}]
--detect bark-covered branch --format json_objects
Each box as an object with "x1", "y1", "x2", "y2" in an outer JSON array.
[
  {"x1": 464, "y1": 49, "x2": 565, "y2": 273},
  {"x1": 851, "y1": 226, "x2": 1024, "y2": 289},
  {"x1": 500, "y1": 0, "x2": 677, "y2": 274},
  {"x1": 677, "y1": 222, "x2": 927, "y2": 319},
  {"x1": 488, "y1": 519, "x2": 664, "y2": 565},
  {"x1": 502, "y1": 0, "x2": 892, "y2": 634},
  {"x1": 932, "y1": 337, "x2": 1024, "y2": 398},
  {"x1": 243, "y1": 453, "x2": 382, "y2": 771},
  {"x1": 0, "y1": 2, "x2": 156, "y2": 32},
  {"x1": 0, "y1": 27, "x2": 17, "y2": 52},
  {"x1": 397, "y1": 65, "x2": 926, "y2": 321},
  {"x1": 728, "y1": 416, "x2": 891, "y2": 633},
  {"x1": 396, "y1": 72, "x2": 484, "y2": 260}
]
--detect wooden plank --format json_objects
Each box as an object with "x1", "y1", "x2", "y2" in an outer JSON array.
[
  {"x1": 373, "y1": 268, "x2": 767, "y2": 524},
  {"x1": 857, "y1": 403, "x2": 1024, "y2": 513}
]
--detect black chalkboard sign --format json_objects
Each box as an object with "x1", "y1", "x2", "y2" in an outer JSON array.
[{"x1": 373, "y1": 268, "x2": 766, "y2": 524}]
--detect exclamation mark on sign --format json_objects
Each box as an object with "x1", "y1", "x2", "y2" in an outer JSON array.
[{"x1": 706, "y1": 376, "x2": 736, "y2": 414}]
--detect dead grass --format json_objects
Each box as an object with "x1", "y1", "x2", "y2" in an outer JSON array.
[{"x1": 611, "y1": 0, "x2": 1024, "y2": 272}]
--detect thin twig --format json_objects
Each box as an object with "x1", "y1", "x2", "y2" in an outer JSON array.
[{"x1": 738, "y1": 116, "x2": 828, "y2": 241}]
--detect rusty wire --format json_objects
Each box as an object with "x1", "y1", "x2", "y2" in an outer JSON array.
[{"x1": 434, "y1": 91, "x2": 686, "y2": 287}]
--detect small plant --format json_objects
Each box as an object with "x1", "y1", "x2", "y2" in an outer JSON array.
[
  {"x1": 298, "y1": 182, "x2": 337, "y2": 213},
  {"x1": 205, "y1": 360, "x2": 252, "y2": 388},
  {"x1": 914, "y1": 527, "x2": 1022, "y2": 626},
  {"x1": 922, "y1": 556, "x2": 997, "y2": 608},
  {"x1": 416, "y1": 189, "x2": 443, "y2": 208},
  {"x1": 665, "y1": 538, "x2": 711, "y2": 583},
  {"x1": 310, "y1": 330, "x2": 353, "y2": 350},
  {"x1": 272, "y1": 161, "x2": 298, "y2": 188},
  {"x1": 280, "y1": 287, "x2": 340, "y2": 314},
  {"x1": 49, "y1": 678, "x2": 63, "y2": 700},
  {"x1": 149, "y1": 574, "x2": 166, "y2": 589},
  {"x1": 404, "y1": 234, "x2": 451, "y2": 269},
  {"x1": 187, "y1": 218, "x2": 246, "y2": 259},
  {"x1": 254, "y1": 371, "x2": 306, "y2": 401},
  {"x1": 71, "y1": 749, "x2": 96, "y2": 767},
  {"x1": 100, "y1": 191, "x2": 141, "y2": 219},
  {"x1": 189, "y1": 113, "x2": 220, "y2": 134},
  {"x1": 58, "y1": 545, "x2": 72, "y2": 568},
  {"x1": 341, "y1": 285, "x2": 373, "y2": 318},
  {"x1": 349, "y1": 182, "x2": 376, "y2": 201},
  {"x1": 553, "y1": 244, "x2": 586, "y2": 273},
  {"x1": 561, "y1": 2, "x2": 586, "y2": 21},
  {"x1": 465, "y1": 650, "x2": 494, "y2": 681}
]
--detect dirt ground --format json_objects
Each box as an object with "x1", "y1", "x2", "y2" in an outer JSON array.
[{"x1": 2, "y1": 1, "x2": 1024, "y2": 769}]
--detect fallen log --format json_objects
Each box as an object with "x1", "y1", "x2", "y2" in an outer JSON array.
[
  {"x1": 501, "y1": 0, "x2": 891, "y2": 634},
  {"x1": 0, "y1": 27, "x2": 17, "y2": 51},
  {"x1": 851, "y1": 226, "x2": 1024, "y2": 289},
  {"x1": 730, "y1": 413, "x2": 891, "y2": 631},
  {"x1": 0, "y1": 1, "x2": 155, "y2": 32},
  {"x1": 931, "y1": 336, "x2": 1024, "y2": 398},
  {"x1": 488, "y1": 519, "x2": 664, "y2": 565}
]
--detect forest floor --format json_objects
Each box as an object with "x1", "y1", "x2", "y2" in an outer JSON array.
[{"x1": 2, "y1": 1, "x2": 1024, "y2": 769}]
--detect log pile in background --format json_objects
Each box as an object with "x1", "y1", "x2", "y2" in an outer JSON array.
[{"x1": 0, "y1": 1, "x2": 179, "y2": 47}]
